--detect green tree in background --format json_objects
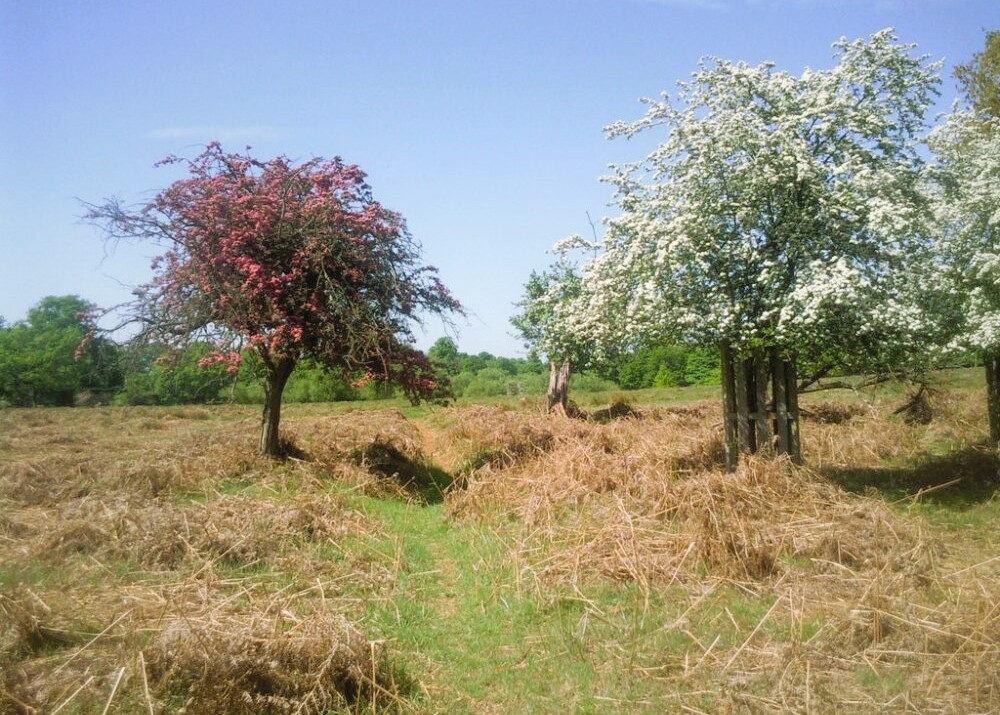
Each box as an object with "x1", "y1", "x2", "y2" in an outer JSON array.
[
  {"x1": 683, "y1": 347, "x2": 722, "y2": 386},
  {"x1": 954, "y1": 30, "x2": 1000, "y2": 120},
  {"x1": 427, "y1": 337, "x2": 461, "y2": 375},
  {"x1": 117, "y1": 342, "x2": 233, "y2": 405},
  {"x1": 613, "y1": 344, "x2": 720, "y2": 389},
  {"x1": 228, "y1": 355, "x2": 359, "y2": 405},
  {"x1": 422, "y1": 338, "x2": 602, "y2": 401},
  {"x1": 0, "y1": 295, "x2": 122, "y2": 406}
]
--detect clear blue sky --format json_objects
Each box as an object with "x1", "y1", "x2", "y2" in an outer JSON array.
[{"x1": 1, "y1": 0, "x2": 996, "y2": 356}]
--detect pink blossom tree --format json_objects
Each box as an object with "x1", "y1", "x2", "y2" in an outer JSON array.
[{"x1": 87, "y1": 143, "x2": 461, "y2": 456}]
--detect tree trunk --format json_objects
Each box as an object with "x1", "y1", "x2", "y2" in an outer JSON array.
[
  {"x1": 547, "y1": 360, "x2": 571, "y2": 415},
  {"x1": 259, "y1": 357, "x2": 296, "y2": 458},
  {"x1": 720, "y1": 342, "x2": 739, "y2": 471},
  {"x1": 773, "y1": 348, "x2": 800, "y2": 463},
  {"x1": 720, "y1": 343, "x2": 800, "y2": 471},
  {"x1": 733, "y1": 352, "x2": 755, "y2": 452},
  {"x1": 771, "y1": 349, "x2": 799, "y2": 459},
  {"x1": 986, "y1": 350, "x2": 1000, "y2": 449}
]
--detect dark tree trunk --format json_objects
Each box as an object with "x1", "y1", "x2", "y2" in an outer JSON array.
[
  {"x1": 547, "y1": 360, "x2": 571, "y2": 415},
  {"x1": 720, "y1": 342, "x2": 739, "y2": 470},
  {"x1": 986, "y1": 350, "x2": 1000, "y2": 449},
  {"x1": 720, "y1": 342, "x2": 800, "y2": 471},
  {"x1": 733, "y1": 350, "x2": 755, "y2": 454},
  {"x1": 771, "y1": 351, "x2": 800, "y2": 460},
  {"x1": 259, "y1": 357, "x2": 296, "y2": 458}
]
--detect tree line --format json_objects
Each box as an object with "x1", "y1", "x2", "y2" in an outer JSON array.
[{"x1": 0, "y1": 299, "x2": 724, "y2": 408}]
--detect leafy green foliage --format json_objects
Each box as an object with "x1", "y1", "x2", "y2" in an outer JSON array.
[
  {"x1": 229, "y1": 357, "x2": 359, "y2": 405},
  {"x1": 116, "y1": 342, "x2": 233, "y2": 405},
  {"x1": 0, "y1": 295, "x2": 122, "y2": 406},
  {"x1": 613, "y1": 344, "x2": 720, "y2": 390},
  {"x1": 954, "y1": 29, "x2": 1000, "y2": 119},
  {"x1": 427, "y1": 336, "x2": 460, "y2": 374},
  {"x1": 424, "y1": 340, "x2": 612, "y2": 399},
  {"x1": 683, "y1": 347, "x2": 722, "y2": 386},
  {"x1": 463, "y1": 367, "x2": 525, "y2": 398}
]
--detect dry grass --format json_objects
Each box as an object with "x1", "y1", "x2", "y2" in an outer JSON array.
[
  {"x1": 1, "y1": 579, "x2": 407, "y2": 715},
  {"x1": 803, "y1": 387, "x2": 990, "y2": 470},
  {"x1": 0, "y1": 407, "x2": 408, "y2": 715},
  {"x1": 285, "y1": 409, "x2": 452, "y2": 501},
  {"x1": 0, "y1": 414, "x2": 260, "y2": 506},
  {"x1": 147, "y1": 604, "x2": 388, "y2": 714},
  {"x1": 1, "y1": 390, "x2": 998, "y2": 713},
  {"x1": 28, "y1": 492, "x2": 378, "y2": 577},
  {"x1": 444, "y1": 396, "x2": 1000, "y2": 713},
  {"x1": 446, "y1": 408, "x2": 921, "y2": 586},
  {"x1": 440, "y1": 404, "x2": 561, "y2": 474}
]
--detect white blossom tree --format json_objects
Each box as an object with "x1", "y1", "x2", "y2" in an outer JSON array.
[
  {"x1": 574, "y1": 29, "x2": 941, "y2": 466},
  {"x1": 511, "y1": 247, "x2": 593, "y2": 414},
  {"x1": 929, "y1": 113, "x2": 1000, "y2": 445},
  {"x1": 928, "y1": 30, "x2": 1000, "y2": 447}
]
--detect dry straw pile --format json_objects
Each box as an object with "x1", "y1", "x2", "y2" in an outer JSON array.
[
  {"x1": 285, "y1": 409, "x2": 449, "y2": 501},
  {"x1": 1, "y1": 390, "x2": 998, "y2": 713},
  {"x1": 0, "y1": 407, "x2": 409, "y2": 714},
  {"x1": 445, "y1": 399, "x2": 1000, "y2": 712}
]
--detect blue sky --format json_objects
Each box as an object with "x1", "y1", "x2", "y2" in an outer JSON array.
[{"x1": 1, "y1": 0, "x2": 996, "y2": 356}]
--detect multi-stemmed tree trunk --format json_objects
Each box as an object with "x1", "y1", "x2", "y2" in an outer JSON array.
[
  {"x1": 720, "y1": 342, "x2": 801, "y2": 471},
  {"x1": 547, "y1": 360, "x2": 571, "y2": 415},
  {"x1": 259, "y1": 356, "x2": 296, "y2": 457},
  {"x1": 985, "y1": 351, "x2": 1000, "y2": 450}
]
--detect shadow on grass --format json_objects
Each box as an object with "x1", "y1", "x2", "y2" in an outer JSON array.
[
  {"x1": 589, "y1": 399, "x2": 641, "y2": 423},
  {"x1": 820, "y1": 444, "x2": 1000, "y2": 507},
  {"x1": 353, "y1": 440, "x2": 455, "y2": 504}
]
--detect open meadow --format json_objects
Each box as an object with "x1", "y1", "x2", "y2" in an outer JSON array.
[{"x1": 2, "y1": 371, "x2": 999, "y2": 714}]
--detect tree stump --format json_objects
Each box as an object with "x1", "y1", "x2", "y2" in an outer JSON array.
[{"x1": 547, "y1": 360, "x2": 571, "y2": 415}]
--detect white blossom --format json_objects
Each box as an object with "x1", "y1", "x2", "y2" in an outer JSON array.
[
  {"x1": 929, "y1": 113, "x2": 1000, "y2": 353},
  {"x1": 569, "y1": 29, "x2": 941, "y2": 370}
]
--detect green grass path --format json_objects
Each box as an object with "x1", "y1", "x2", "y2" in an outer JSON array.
[
  {"x1": 354, "y1": 498, "x2": 544, "y2": 712},
  {"x1": 350, "y1": 496, "x2": 716, "y2": 714}
]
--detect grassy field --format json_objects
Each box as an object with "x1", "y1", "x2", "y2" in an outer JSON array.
[{"x1": 2, "y1": 370, "x2": 999, "y2": 713}]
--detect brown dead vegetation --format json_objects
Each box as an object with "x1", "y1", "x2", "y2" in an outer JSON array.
[
  {"x1": 446, "y1": 406, "x2": 922, "y2": 585},
  {"x1": 0, "y1": 408, "x2": 407, "y2": 715},
  {"x1": 1, "y1": 392, "x2": 998, "y2": 713},
  {"x1": 27, "y1": 492, "x2": 376, "y2": 575},
  {"x1": 444, "y1": 396, "x2": 1000, "y2": 712},
  {"x1": 147, "y1": 606, "x2": 384, "y2": 714},
  {"x1": 284, "y1": 409, "x2": 453, "y2": 501},
  {"x1": 1, "y1": 579, "x2": 406, "y2": 715}
]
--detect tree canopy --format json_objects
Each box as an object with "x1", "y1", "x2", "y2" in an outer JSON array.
[
  {"x1": 510, "y1": 251, "x2": 599, "y2": 412},
  {"x1": 546, "y1": 29, "x2": 944, "y2": 461},
  {"x1": 929, "y1": 114, "x2": 1000, "y2": 355},
  {"x1": 572, "y1": 29, "x2": 940, "y2": 376},
  {"x1": 87, "y1": 143, "x2": 461, "y2": 454},
  {"x1": 0, "y1": 295, "x2": 122, "y2": 406},
  {"x1": 510, "y1": 254, "x2": 592, "y2": 367},
  {"x1": 930, "y1": 29, "x2": 1000, "y2": 444},
  {"x1": 954, "y1": 29, "x2": 1000, "y2": 120}
]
